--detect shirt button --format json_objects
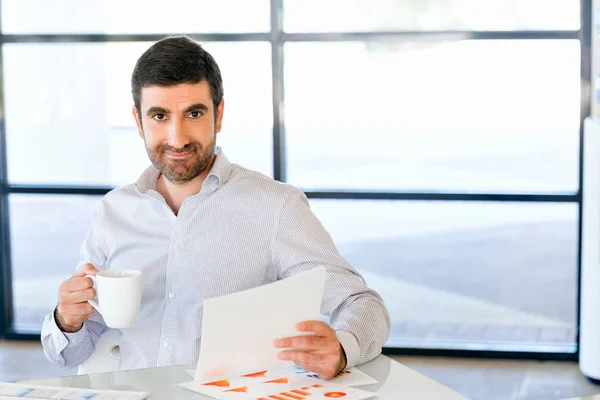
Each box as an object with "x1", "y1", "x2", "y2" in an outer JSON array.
[
  {"x1": 172, "y1": 244, "x2": 179, "y2": 250},
  {"x1": 163, "y1": 340, "x2": 169, "y2": 347},
  {"x1": 168, "y1": 292, "x2": 175, "y2": 298}
]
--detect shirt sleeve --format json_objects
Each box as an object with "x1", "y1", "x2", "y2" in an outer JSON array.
[
  {"x1": 40, "y1": 202, "x2": 109, "y2": 370},
  {"x1": 40, "y1": 307, "x2": 106, "y2": 370},
  {"x1": 272, "y1": 187, "x2": 391, "y2": 368}
]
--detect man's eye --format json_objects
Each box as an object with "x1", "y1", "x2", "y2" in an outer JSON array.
[
  {"x1": 190, "y1": 111, "x2": 202, "y2": 118},
  {"x1": 153, "y1": 114, "x2": 165, "y2": 120}
]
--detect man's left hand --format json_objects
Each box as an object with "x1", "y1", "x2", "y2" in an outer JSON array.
[{"x1": 274, "y1": 320, "x2": 347, "y2": 379}]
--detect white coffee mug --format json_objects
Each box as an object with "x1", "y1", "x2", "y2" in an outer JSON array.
[{"x1": 85, "y1": 269, "x2": 142, "y2": 329}]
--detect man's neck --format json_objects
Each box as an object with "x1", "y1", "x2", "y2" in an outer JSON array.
[{"x1": 156, "y1": 156, "x2": 216, "y2": 215}]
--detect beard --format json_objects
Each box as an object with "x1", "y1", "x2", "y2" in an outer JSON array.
[{"x1": 145, "y1": 136, "x2": 216, "y2": 184}]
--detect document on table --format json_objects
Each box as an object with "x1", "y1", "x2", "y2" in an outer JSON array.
[
  {"x1": 0, "y1": 382, "x2": 148, "y2": 399},
  {"x1": 187, "y1": 365, "x2": 379, "y2": 387},
  {"x1": 283, "y1": 365, "x2": 379, "y2": 387},
  {"x1": 196, "y1": 266, "x2": 326, "y2": 379},
  {"x1": 181, "y1": 366, "x2": 376, "y2": 400}
]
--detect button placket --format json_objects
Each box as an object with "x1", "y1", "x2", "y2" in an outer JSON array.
[{"x1": 159, "y1": 222, "x2": 184, "y2": 365}]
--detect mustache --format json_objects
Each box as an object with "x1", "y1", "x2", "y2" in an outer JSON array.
[{"x1": 158, "y1": 142, "x2": 201, "y2": 154}]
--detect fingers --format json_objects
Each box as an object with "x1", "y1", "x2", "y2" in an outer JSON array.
[
  {"x1": 59, "y1": 301, "x2": 94, "y2": 316},
  {"x1": 63, "y1": 263, "x2": 98, "y2": 291},
  {"x1": 296, "y1": 320, "x2": 333, "y2": 336},
  {"x1": 278, "y1": 351, "x2": 340, "y2": 380},
  {"x1": 274, "y1": 335, "x2": 322, "y2": 350},
  {"x1": 65, "y1": 287, "x2": 96, "y2": 304},
  {"x1": 295, "y1": 362, "x2": 340, "y2": 380},
  {"x1": 62, "y1": 276, "x2": 94, "y2": 292},
  {"x1": 274, "y1": 321, "x2": 336, "y2": 350},
  {"x1": 55, "y1": 263, "x2": 99, "y2": 332},
  {"x1": 73, "y1": 263, "x2": 99, "y2": 278},
  {"x1": 278, "y1": 350, "x2": 328, "y2": 364},
  {"x1": 274, "y1": 324, "x2": 345, "y2": 381}
]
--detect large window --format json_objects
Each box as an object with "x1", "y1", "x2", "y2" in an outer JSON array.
[
  {"x1": 285, "y1": 40, "x2": 580, "y2": 193},
  {"x1": 0, "y1": 0, "x2": 585, "y2": 358},
  {"x1": 311, "y1": 200, "x2": 578, "y2": 350},
  {"x1": 4, "y1": 41, "x2": 273, "y2": 186}
]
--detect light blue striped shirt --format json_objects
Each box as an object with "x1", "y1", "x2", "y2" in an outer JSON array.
[{"x1": 41, "y1": 148, "x2": 390, "y2": 371}]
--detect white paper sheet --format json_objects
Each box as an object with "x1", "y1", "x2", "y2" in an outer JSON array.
[
  {"x1": 187, "y1": 366, "x2": 379, "y2": 387},
  {"x1": 196, "y1": 266, "x2": 326, "y2": 379},
  {"x1": 180, "y1": 367, "x2": 376, "y2": 400},
  {"x1": 0, "y1": 382, "x2": 148, "y2": 399},
  {"x1": 286, "y1": 365, "x2": 380, "y2": 387}
]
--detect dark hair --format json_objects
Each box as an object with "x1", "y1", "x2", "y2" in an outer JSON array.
[{"x1": 131, "y1": 36, "x2": 224, "y2": 121}]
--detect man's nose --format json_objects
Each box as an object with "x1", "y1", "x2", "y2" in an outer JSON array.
[{"x1": 167, "y1": 119, "x2": 190, "y2": 149}]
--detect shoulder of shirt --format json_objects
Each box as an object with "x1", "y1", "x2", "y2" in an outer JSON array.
[
  {"x1": 82, "y1": 184, "x2": 140, "y2": 224},
  {"x1": 93, "y1": 184, "x2": 142, "y2": 215},
  {"x1": 227, "y1": 163, "x2": 306, "y2": 201},
  {"x1": 104, "y1": 183, "x2": 140, "y2": 200}
]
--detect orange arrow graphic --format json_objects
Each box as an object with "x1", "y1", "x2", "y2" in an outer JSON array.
[
  {"x1": 264, "y1": 377, "x2": 289, "y2": 384},
  {"x1": 202, "y1": 379, "x2": 230, "y2": 387},
  {"x1": 242, "y1": 370, "x2": 268, "y2": 378},
  {"x1": 224, "y1": 386, "x2": 248, "y2": 393}
]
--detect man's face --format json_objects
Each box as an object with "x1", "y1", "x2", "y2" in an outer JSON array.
[{"x1": 132, "y1": 81, "x2": 224, "y2": 184}]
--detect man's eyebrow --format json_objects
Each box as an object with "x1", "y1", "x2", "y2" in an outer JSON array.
[
  {"x1": 183, "y1": 103, "x2": 209, "y2": 114},
  {"x1": 145, "y1": 106, "x2": 169, "y2": 117}
]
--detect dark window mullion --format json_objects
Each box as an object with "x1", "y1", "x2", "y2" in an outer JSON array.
[
  {"x1": 576, "y1": 0, "x2": 592, "y2": 354},
  {"x1": 6, "y1": 185, "x2": 580, "y2": 203},
  {"x1": 0, "y1": 6, "x2": 13, "y2": 339},
  {"x1": 0, "y1": 30, "x2": 577, "y2": 45},
  {"x1": 283, "y1": 30, "x2": 579, "y2": 42},
  {"x1": 0, "y1": 33, "x2": 270, "y2": 44},
  {"x1": 8, "y1": 185, "x2": 113, "y2": 196},
  {"x1": 303, "y1": 191, "x2": 579, "y2": 203},
  {"x1": 271, "y1": 0, "x2": 286, "y2": 182}
]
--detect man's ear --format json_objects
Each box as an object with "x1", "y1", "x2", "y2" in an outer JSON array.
[
  {"x1": 132, "y1": 106, "x2": 143, "y2": 139},
  {"x1": 215, "y1": 99, "x2": 225, "y2": 133}
]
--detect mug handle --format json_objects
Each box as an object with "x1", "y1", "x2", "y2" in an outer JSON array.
[{"x1": 85, "y1": 274, "x2": 102, "y2": 315}]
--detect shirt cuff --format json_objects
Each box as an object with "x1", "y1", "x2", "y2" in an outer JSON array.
[
  {"x1": 336, "y1": 330, "x2": 361, "y2": 369},
  {"x1": 45, "y1": 308, "x2": 86, "y2": 347},
  {"x1": 63, "y1": 325, "x2": 87, "y2": 346}
]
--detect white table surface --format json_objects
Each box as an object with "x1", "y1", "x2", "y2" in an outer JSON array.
[{"x1": 20, "y1": 355, "x2": 469, "y2": 399}]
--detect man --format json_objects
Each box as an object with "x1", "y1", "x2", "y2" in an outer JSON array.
[{"x1": 41, "y1": 36, "x2": 390, "y2": 379}]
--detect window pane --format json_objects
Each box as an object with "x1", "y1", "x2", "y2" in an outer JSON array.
[
  {"x1": 1, "y1": 0, "x2": 270, "y2": 34},
  {"x1": 11, "y1": 193, "x2": 578, "y2": 347},
  {"x1": 310, "y1": 199, "x2": 578, "y2": 351},
  {"x1": 4, "y1": 42, "x2": 273, "y2": 186},
  {"x1": 10, "y1": 194, "x2": 100, "y2": 333},
  {"x1": 284, "y1": 0, "x2": 579, "y2": 32},
  {"x1": 285, "y1": 40, "x2": 580, "y2": 193}
]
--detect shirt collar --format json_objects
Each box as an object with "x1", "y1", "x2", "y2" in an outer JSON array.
[{"x1": 134, "y1": 146, "x2": 232, "y2": 195}]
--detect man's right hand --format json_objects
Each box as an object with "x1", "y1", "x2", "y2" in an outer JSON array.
[{"x1": 55, "y1": 263, "x2": 98, "y2": 333}]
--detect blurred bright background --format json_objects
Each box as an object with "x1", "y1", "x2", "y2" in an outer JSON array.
[{"x1": 0, "y1": 0, "x2": 583, "y2": 356}]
